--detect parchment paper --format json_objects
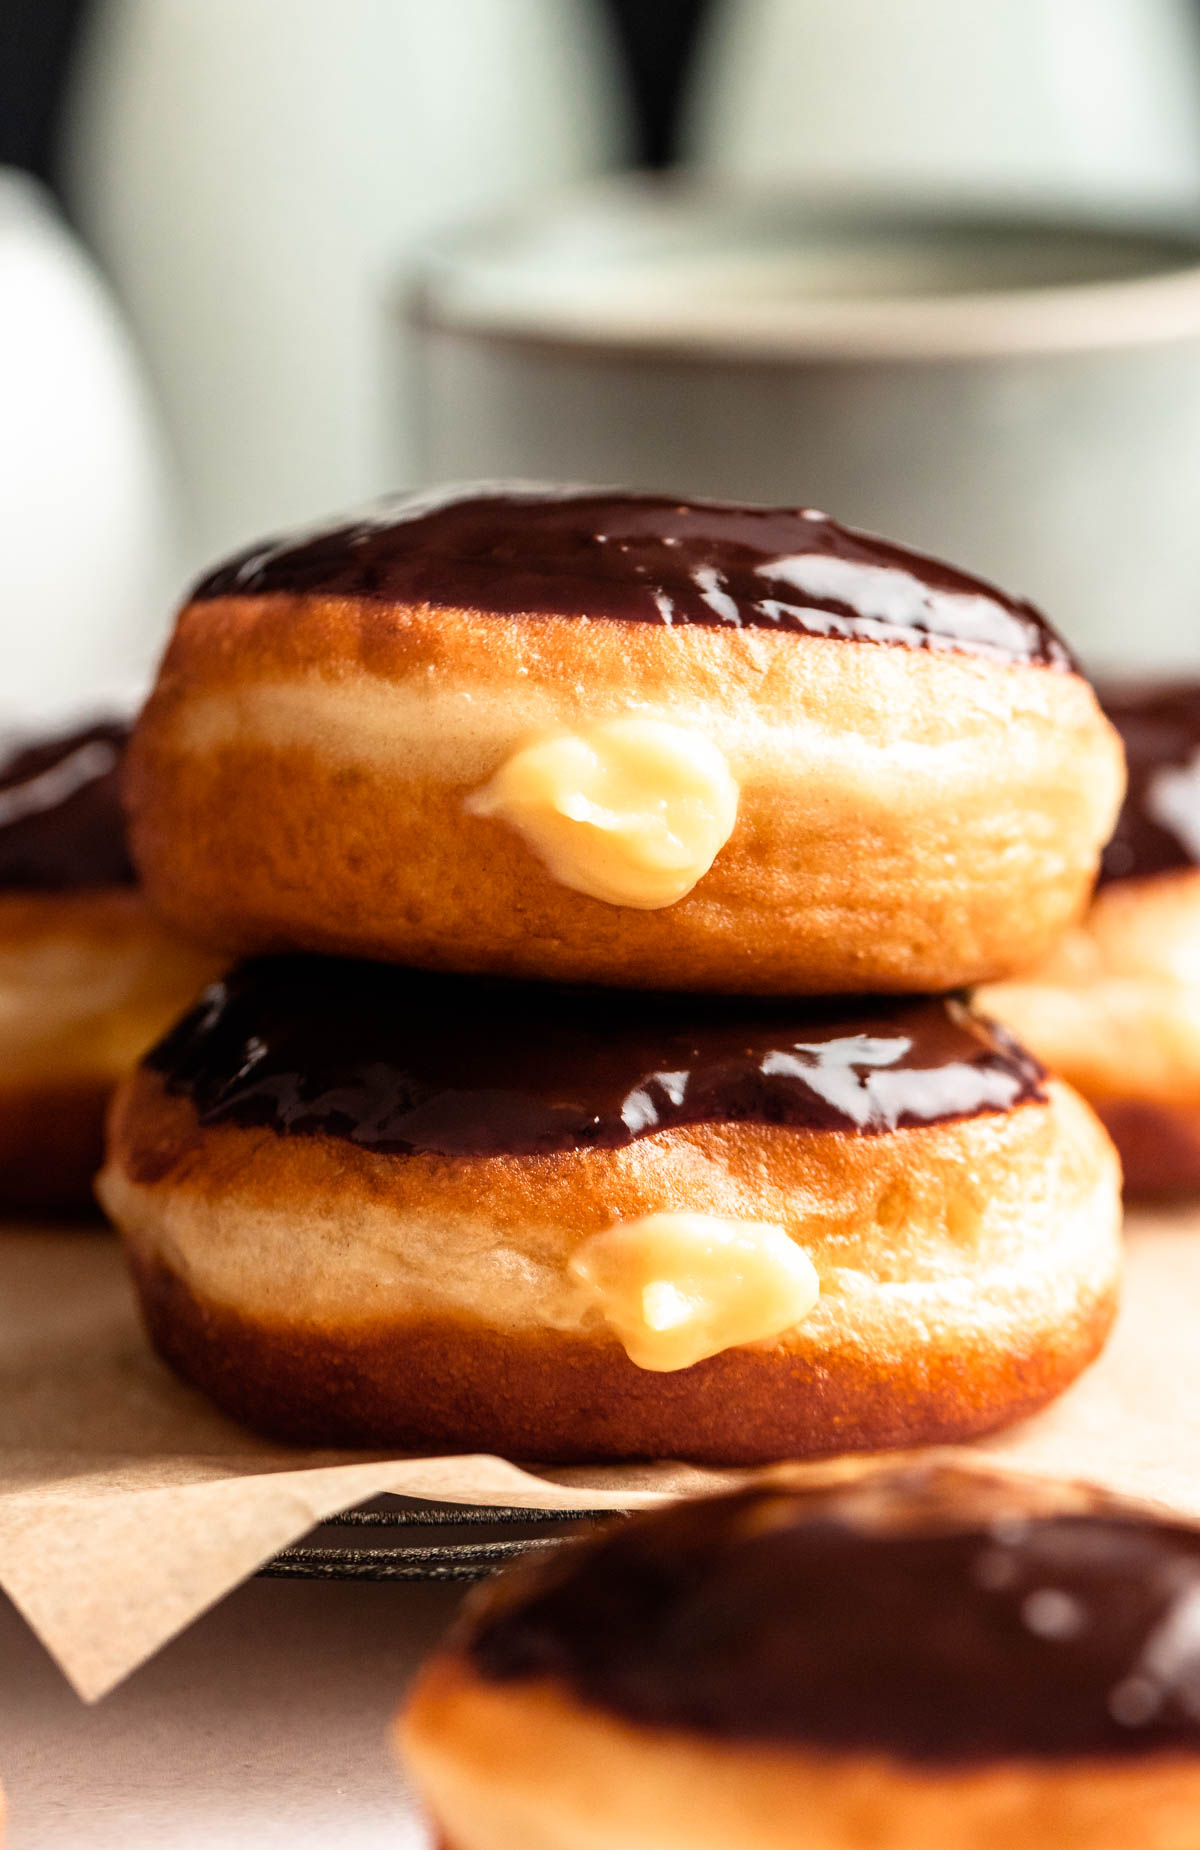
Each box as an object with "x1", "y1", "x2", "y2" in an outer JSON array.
[{"x1": 1, "y1": 1209, "x2": 1198, "y2": 1701}]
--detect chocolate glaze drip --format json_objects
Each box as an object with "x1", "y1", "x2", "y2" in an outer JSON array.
[
  {"x1": 0, "y1": 721, "x2": 134, "y2": 890},
  {"x1": 147, "y1": 958, "x2": 1045, "y2": 1157},
  {"x1": 191, "y1": 484, "x2": 1073, "y2": 668},
  {"x1": 466, "y1": 1484, "x2": 1200, "y2": 1763},
  {"x1": 1100, "y1": 682, "x2": 1200, "y2": 885}
]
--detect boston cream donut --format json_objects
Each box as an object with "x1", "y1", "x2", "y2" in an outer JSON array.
[
  {"x1": 123, "y1": 485, "x2": 1124, "y2": 994},
  {"x1": 983, "y1": 682, "x2": 1200, "y2": 1194},
  {"x1": 400, "y1": 1464, "x2": 1200, "y2": 1850},
  {"x1": 99, "y1": 958, "x2": 1120, "y2": 1460},
  {"x1": 0, "y1": 721, "x2": 215, "y2": 1214}
]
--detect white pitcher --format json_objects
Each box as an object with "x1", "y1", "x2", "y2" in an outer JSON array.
[
  {"x1": 63, "y1": 0, "x2": 628, "y2": 572},
  {"x1": 0, "y1": 172, "x2": 177, "y2": 727},
  {"x1": 684, "y1": 0, "x2": 1200, "y2": 218}
]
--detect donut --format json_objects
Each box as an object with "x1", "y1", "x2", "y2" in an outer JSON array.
[
  {"x1": 0, "y1": 720, "x2": 216, "y2": 1215},
  {"x1": 982, "y1": 681, "x2": 1200, "y2": 1195},
  {"x1": 98, "y1": 958, "x2": 1120, "y2": 1461},
  {"x1": 399, "y1": 1462, "x2": 1200, "y2": 1850},
  {"x1": 122, "y1": 484, "x2": 1124, "y2": 995}
]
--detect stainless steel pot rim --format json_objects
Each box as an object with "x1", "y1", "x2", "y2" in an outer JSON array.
[{"x1": 404, "y1": 175, "x2": 1200, "y2": 363}]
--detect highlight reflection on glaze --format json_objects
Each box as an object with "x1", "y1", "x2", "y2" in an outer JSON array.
[
  {"x1": 147, "y1": 958, "x2": 1045, "y2": 1157},
  {"x1": 0, "y1": 721, "x2": 133, "y2": 889},
  {"x1": 192, "y1": 484, "x2": 1072, "y2": 668},
  {"x1": 1100, "y1": 682, "x2": 1200, "y2": 884},
  {"x1": 465, "y1": 1483, "x2": 1200, "y2": 1763}
]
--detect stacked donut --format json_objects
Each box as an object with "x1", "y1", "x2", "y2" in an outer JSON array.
[
  {"x1": 0, "y1": 719, "x2": 213, "y2": 1215},
  {"x1": 99, "y1": 484, "x2": 1126, "y2": 1462}
]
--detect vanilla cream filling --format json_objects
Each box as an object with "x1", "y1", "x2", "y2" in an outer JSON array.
[
  {"x1": 465, "y1": 719, "x2": 739, "y2": 909},
  {"x1": 569, "y1": 1212, "x2": 819, "y2": 1368}
]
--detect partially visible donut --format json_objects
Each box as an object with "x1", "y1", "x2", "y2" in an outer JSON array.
[
  {"x1": 123, "y1": 485, "x2": 1124, "y2": 994},
  {"x1": 99, "y1": 958, "x2": 1120, "y2": 1461},
  {"x1": 983, "y1": 681, "x2": 1200, "y2": 1195},
  {"x1": 400, "y1": 1463, "x2": 1200, "y2": 1850},
  {"x1": 0, "y1": 721, "x2": 216, "y2": 1214}
]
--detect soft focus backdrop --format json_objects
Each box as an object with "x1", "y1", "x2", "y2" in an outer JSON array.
[{"x1": 5, "y1": 0, "x2": 1200, "y2": 715}]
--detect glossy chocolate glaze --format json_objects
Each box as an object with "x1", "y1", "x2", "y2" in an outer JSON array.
[
  {"x1": 466, "y1": 1483, "x2": 1200, "y2": 1763},
  {"x1": 147, "y1": 957, "x2": 1044, "y2": 1157},
  {"x1": 0, "y1": 721, "x2": 134, "y2": 890},
  {"x1": 1100, "y1": 682, "x2": 1200, "y2": 884},
  {"x1": 191, "y1": 484, "x2": 1073, "y2": 667}
]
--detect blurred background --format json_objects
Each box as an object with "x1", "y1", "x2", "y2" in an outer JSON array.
[{"x1": 6, "y1": 0, "x2": 1200, "y2": 722}]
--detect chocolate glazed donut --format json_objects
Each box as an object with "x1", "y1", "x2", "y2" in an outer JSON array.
[
  {"x1": 123, "y1": 485, "x2": 1124, "y2": 994},
  {"x1": 399, "y1": 1464, "x2": 1200, "y2": 1850},
  {"x1": 983, "y1": 681, "x2": 1200, "y2": 1195},
  {"x1": 0, "y1": 722, "x2": 215, "y2": 1215},
  {"x1": 99, "y1": 960, "x2": 1120, "y2": 1460}
]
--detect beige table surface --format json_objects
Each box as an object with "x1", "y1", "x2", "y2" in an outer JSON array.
[{"x1": 0, "y1": 1575, "x2": 460, "y2": 1847}]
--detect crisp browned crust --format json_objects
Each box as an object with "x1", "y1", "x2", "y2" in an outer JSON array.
[
  {"x1": 100, "y1": 1070, "x2": 1121, "y2": 1462},
  {"x1": 0, "y1": 888, "x2": 218, "y2": 1214},
  {"x1": 401, "y1": 1653, "x2": 1200, "y2": 1850},
  {"x1": 123, "y1": 594, "x2": 1124, "y2": 993},
  {"x1": 981, "y1": 869, "x2": 1200, "y2": 1196}
]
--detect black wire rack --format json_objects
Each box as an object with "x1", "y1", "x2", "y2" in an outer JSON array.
[{"x1": 259, "y1": 1496, "x2": 627, "y2": 1583}]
